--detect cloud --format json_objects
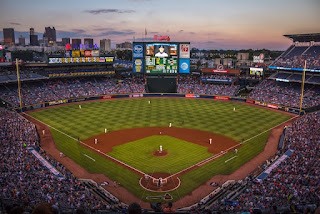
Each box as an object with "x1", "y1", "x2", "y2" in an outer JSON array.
[
  {"x1": 97, "y1": 30, "x2": 135, "y2": 37},
  {"x1": 93, "y1": 27, "x2": 114, "y2": 31},
  {"x1": 56, "y1": 30, "x2": 92, "y2": 38},
  {"x1": 70, "y1": 29, "x2": 86, "y2": 33},
  {"x1": 9, "y1": 22, "x2": 21, "y2": 26},
  {"x1": 84, "y1": 9, "x2": 135, "y2": 15}
]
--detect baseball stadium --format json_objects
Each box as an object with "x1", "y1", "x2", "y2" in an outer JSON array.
[{"x1": 0, "y1": 32, "x2": 319, "y2": 214}]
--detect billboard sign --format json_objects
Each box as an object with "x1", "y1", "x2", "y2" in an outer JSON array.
[
  {"x1": 179, "y1": 44, "x2": 190, "y2": 58},
  {"x1": 253, "y1": 53, "x2": 264, "y2": 63},
  {"x1": 133, "y1": 43, "x2": 144, "y2": 58},
  {"x1": 133, "y1": 58, "x2": 143, "y2": 73},
  {"x1": 250, "y1": 67, "x2": 263, "y2": 76},
  {"x1": 179, "y1": 59, "x2": 190, "y2": 73}
]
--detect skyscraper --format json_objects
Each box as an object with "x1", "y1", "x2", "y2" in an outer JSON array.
[
  {"x1": 3, "y1": 28, "x2": 15, "y2": 47},
  {"x1": 43, "y1": 27, "x2": 56, "y2": 46},
  {"x1": 84, "y1": 38, "x2": 94, "y2": 48},
  {"x1": 30, "y1": 28, "x2": 34, "y2": 35},
  {"x1": 62, "y1": 38, "x2": 70, "y2": 46},
  {"x1": 100, "y1": 39, "x2": 111, "y2": 52},
  {"x1": 72, "y1": 38, "x2": 81, "y2": 50},
  {"x1": 29, "y1": 28, "x2": 39, "y2": 46},
  {"x1": 18, "y1": 35, "x2": 25, "y2": 46}
]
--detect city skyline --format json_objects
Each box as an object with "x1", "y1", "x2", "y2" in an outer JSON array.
[{"x1": 1, "y1": 0, "x2": 320, "y2": 50}]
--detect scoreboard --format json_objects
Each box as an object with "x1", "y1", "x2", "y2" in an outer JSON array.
[
  {"x1": 145, "y1": 56, "x2": 178, "y2": 74},
  {"x1": 133, "y1": 42, "x2": 190, "y2": 74}
]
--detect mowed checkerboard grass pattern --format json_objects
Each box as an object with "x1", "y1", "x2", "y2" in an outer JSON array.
[
  {"x1": 30, "y1": 98, "x2": 288, "y2": 142},
  {"x1": 29, "y1": 98, "x2": 291, "y2": 201}
]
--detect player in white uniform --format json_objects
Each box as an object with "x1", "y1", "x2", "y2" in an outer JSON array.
[{"x1": 155, "y1": 45, "x2": 168, "y2": 58}]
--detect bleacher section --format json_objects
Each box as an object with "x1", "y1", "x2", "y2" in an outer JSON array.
[{"x1": 270, "y1": 34, "x2": 320, "y2": 71}]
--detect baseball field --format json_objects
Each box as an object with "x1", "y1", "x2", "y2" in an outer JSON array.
[{"x1": 28, "y1": 98, "x2": 291, "y2": 203}]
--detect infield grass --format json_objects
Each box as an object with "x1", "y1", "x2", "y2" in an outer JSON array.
[
  {"x1": 29, "y1": 98, "x2": 291, "y2": 202},
  {"x1": 108, "y1": 135, "x2": 212, "y2": 174}
]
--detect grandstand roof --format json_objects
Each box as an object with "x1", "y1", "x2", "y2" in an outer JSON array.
[{"x1": 284, "y1": 33, "x2": 320, "y2": 42}]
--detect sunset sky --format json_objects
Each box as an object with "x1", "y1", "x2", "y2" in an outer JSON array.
[{"x1": 1, "y1": 0, "x2": 319, "y2": 50}]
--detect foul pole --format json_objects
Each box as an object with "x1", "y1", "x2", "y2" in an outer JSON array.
[
  {"x1": 16, "y1": 58, "x2": 23, "y2": 110},
  {"x1": 299, "y1": 60, "x2": 306, "y2": 113}
]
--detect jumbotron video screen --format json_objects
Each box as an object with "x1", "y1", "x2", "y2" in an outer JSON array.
[
  {"x1": 145, "y1": 43, "x2": 178, "y2": 74},
  {"x1": 133, "y1": 42, "x2": 191, "y2": 74}
]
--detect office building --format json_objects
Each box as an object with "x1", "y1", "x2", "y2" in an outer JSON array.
[
  {"x1": 18, "y1": 35, "x2": 25, "y2": 46},
  {"x1": 72, "y1": 38, "x2": 81, "y2": 50},
  {"x1": 84, "y1": 38, "x2": 94, "y2": 48},
  {"x1": 62, "y1": 38, "x2": 70, "y2": 46},
  {"x1": 100, "y1": 39, "x2": 111, "y2": 52},
  {"x1": 3, "y1": 28, "x2": 15, "y2": 47},
  {"x1": 43, "y1": 27, "x2": 56, "y2": 46}
]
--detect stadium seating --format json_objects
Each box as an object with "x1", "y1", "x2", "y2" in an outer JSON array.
[
  {"x1": 0, "y1": 109, "x2": 123, "y2": 213},
  {"x1": 177, "y1": 75, "x2": 240, "y2": 96},
  {"x1": 198, "y1": 111, "x2": 320, "y2": 213},
  {"x1": 248, "y1": 79, "x2": 320, "y2": 108},
  {"x1": 0, "y1": 76, "x2": 146, "y2": 107},
  {"x1": 271, "y1": 45, "x2": 320, "y2": 70}
]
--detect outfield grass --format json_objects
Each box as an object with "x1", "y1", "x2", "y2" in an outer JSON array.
[{"x1": 29, "y1": 98, "x2": 291, "y2": 202}]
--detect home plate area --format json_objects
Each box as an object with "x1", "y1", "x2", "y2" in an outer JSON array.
[{"x1": 139, "y1": 172, "x2": 181, "y2": 192}]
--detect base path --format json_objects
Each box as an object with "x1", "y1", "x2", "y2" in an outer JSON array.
[
  {"x1": 82, "y1": 127, "x2": 239, "y2": 155},
  {"x1": 23, "y1": 99, "x2": 298, "y2": 210}
]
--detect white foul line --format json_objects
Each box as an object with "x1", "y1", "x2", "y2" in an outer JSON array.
[
  {"x1": 242, "y1": 115, "x2": 299, "y2": 144},
  {"x1": 23, "y1": 112, "x2": 297, "y2": 183},
  {"x1": 84, "y1": 154, "x2": 96, "y2": 162},
  {"x1": 225, "y1": 156, "x2": 237, "y2": 163},
  {"x1": 22, "y1": 113, "x2": 150, "y2": 178}
]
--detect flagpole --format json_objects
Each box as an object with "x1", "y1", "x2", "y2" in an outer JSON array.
[{"x1": 299, "y1": 60, "x2": 306, "y2": 114}]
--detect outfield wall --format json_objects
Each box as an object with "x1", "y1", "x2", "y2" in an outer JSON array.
[{"x1": 14, "y1": 93, "x2": 303, "y2": 115}]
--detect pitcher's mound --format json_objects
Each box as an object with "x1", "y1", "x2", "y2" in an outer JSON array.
[{"x1": 152, "y1": 150, "x2": 168, "y2": 157}]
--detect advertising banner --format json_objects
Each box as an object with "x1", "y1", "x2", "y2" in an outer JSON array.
[
  {"x1": 179, "y1": 59, "x2": 190, "y2": 73},
  {"x1": 49, "y1": 100, "x2": 66, "y2": 106},
  {"x1": 200, "y1": 78, "x2": 233, "y2": 83},
  {"x1": 253, "y1": 53, "x2": 264, "y2": 63},
  {"x1": 92, "y1": 50, "x2": 100, "y2": 57},
  {"x1": 267, "y1": 104, "x2": 278, "y2": 109},
  {"x1": 133, "y1": 58, "x2": 143, "y2": 73},
  {"x1": 133, "y1": 43, "x2": 144, "y2": 58},
  {"x1": 72, "y1": 50, "x2": 80, "y2": 57},
  {"x1": 215, "y1": 96, "x2": 230, "y2": 100},
  {"x1": 100, "y1": 95, "x2": 114, "y2": 99},
  {"x1": 202, "y1": 68, "x2": 229, "y2": 73},
  {"x1": 246, "y1": 99, "x2": 255, "y2": 104},
  {"x1": 84, "y1": 50, "x2": 92, "y2": 57},
  {"x1": 179, "y1": 44, "x2": 190, "y2": 58},
  {"x1": 255, "y1": 100, "x2": 266, "y2": 106},
  {"x1": 129, "y1": 94, "x2": 143, "y2": 98},
  {"x1": 185, "y1": 94, "x2": 199, "y2": 98},
  {"x1": 250, "y1": 67, "x2": 263, "y2": 76}
]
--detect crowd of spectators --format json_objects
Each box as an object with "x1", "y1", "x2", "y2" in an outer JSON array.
[
  {"x1": 0, "y1": 76, "x2": 146, "y2": 107},
  {"x1": 205, "y1": 111, "x2": 320, "y2": 213},
  {"x1": 177, "y1": 76, "x2": 239, "y2": 96},
  {"x1": 272, "y1": 45, "x2": 320, "y2": 70},
  {"x1": 0, "y1": 109, "x2": 121, "y2": 213},
  {"x1": 249, "y1": 79, "x2": 320, "y2": 108}
]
